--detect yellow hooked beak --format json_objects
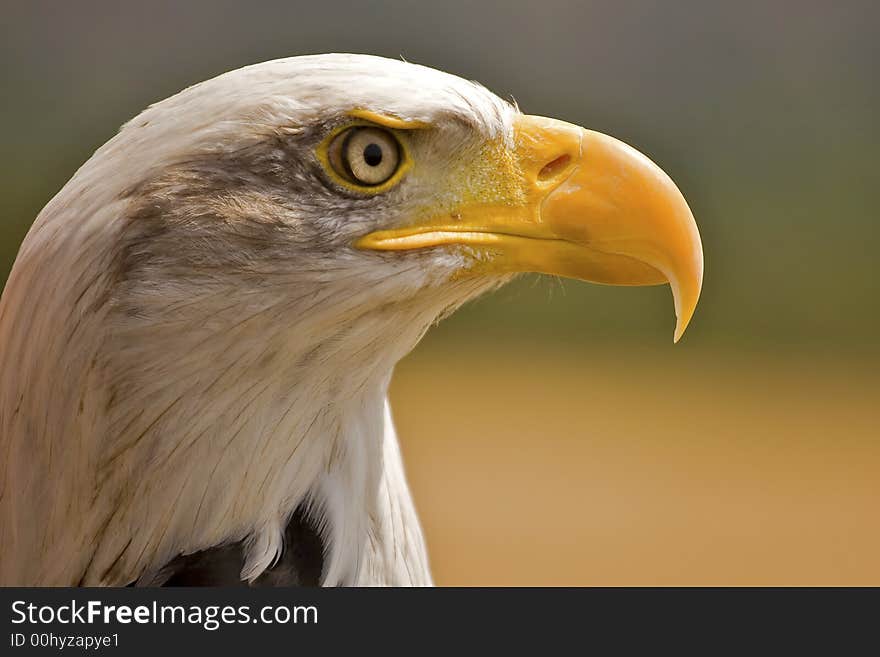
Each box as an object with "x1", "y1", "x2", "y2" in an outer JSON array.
[{"x1": 357, "y1": 115, "x2": 704, "y2": 342}]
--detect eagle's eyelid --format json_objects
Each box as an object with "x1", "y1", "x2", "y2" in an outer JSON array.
[{"x1": 347, "y1": 109, "x2": 431, "y2": 131}]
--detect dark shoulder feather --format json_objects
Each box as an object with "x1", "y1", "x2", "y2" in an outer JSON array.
[{"x1": 134, "y1": 506, "x2": 324, "y2": 587}]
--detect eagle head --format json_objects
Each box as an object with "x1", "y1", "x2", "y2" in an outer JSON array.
[{"x1": 0, "y1": 54, "x2": 702, "y2": 586}]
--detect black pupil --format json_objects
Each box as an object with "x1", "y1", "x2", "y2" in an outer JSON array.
[{"x1": 363, "y1": 143, "x2": 383, "y2": 167}]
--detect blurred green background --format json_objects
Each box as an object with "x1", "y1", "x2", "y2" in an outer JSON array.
[{"x1": 2, "y1": 0, "x2": 878, "y2": 584}]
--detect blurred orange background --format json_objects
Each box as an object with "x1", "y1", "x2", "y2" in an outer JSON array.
[
  {"x1": 2, "y1": 1, "x2": 878, "y2": 584},
  {"x1": 393, "y1": 340, "x2": 879, "y2": 584}
]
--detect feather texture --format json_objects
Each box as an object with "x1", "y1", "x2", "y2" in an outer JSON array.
[{"x1": 0, "y1": 54, "x2": 516, "y2": 585}]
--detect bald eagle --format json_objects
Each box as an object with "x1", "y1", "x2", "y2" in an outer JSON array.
[{"x1": 0, "y1": 54, "x2": 702, "y2": 586}]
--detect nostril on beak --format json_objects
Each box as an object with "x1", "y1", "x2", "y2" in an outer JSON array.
[{"x1": 537, "y1": 154, "x2": 572, "y2": 183}]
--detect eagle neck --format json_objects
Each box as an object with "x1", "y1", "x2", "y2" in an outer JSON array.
[{"x1": 311, "y1": 389, "x2": 432, "y2": 586}]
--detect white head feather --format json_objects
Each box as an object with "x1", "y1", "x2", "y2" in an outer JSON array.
[{"x1": 0, "y1": 54, "x2": 518, "y2": 585}]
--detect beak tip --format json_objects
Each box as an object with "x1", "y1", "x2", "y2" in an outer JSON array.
[
  {"x1": 673, "y1": 322, "x2": 687, "y2": 344},
  {"x1": 670, "y1": 274, "x2": 702, "y2": 344},
  {"x1": 672, "y1": 312, "x2": 694, "y2": 344}
]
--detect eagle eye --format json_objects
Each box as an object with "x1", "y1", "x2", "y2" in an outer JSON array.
[{"x1": 327, "y1": 127, "x2": 402, "y2": 188}]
